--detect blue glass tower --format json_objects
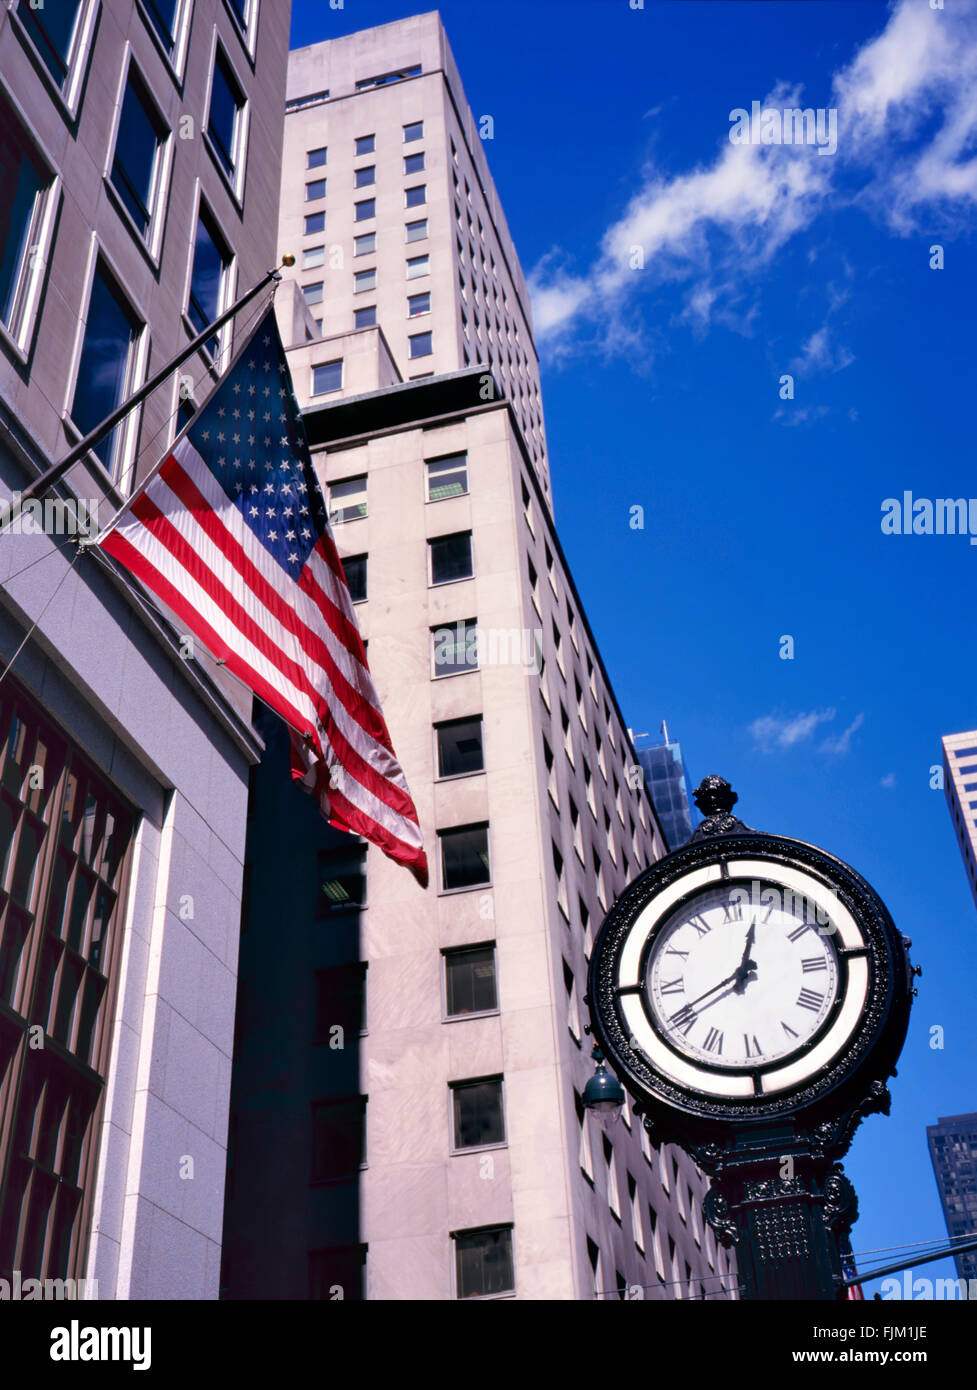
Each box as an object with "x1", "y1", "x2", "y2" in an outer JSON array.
[{"x1": 635, "y1": 727, "x2": 697, "y2": 853}]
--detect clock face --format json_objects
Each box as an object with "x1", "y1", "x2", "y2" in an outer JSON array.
[{"x1": 646, "y1": 882, "x2": 840, "y2": 1070}]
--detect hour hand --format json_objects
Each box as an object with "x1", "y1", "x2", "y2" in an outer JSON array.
[{"x1": 733, "y1": 919, "x2": 757, "y2": 991}]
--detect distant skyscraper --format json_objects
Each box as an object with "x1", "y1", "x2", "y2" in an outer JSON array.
[
  {"x1": 926, "y1": 1114, "x2": 977, "y2": 1282},
  {"x1": 635, "y1": 725, "x2": 697, "y2": 852},
  {"x1": 942, "y1": 731, "x2": 977, "y2": 912},
  {"x1": 221, "y1": 13, "x2": 734, "y2": 1302}
]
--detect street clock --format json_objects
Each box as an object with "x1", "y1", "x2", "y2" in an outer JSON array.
[{"x1": 586, "y1": 776, "x2": 918, "y2": 1299}]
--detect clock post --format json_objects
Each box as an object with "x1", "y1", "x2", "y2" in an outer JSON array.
[{"x1": 586, "y1": 776, "x2": 917, "y2": 1301}]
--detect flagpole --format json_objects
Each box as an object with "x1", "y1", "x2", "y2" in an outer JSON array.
[{"x1": 0, "y1": 255, "x2": 295, "y2": 536}]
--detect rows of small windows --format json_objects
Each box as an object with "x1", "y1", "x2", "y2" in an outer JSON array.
[{"x1": 0, "y1": 30, "x2": 247, "y2": 485}]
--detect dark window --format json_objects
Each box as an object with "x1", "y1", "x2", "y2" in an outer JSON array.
[
  {"x1": 353, "y1": 268, "x2": 376, "y2": 294},
  {"x1": 451, "y1": 1078, "x2": 505, "y2": 1149},
  {"x1": 316, "y1": 847, "x2": 365, "y2": 915},
  {"x1": 311, "y1": 1096, "x2": 366, "y2": 1181},
  {"x1": 16, "y1": 0, "x2": 82, "y2": 87},
  {"x1": 405, "y1": 184, "x2": 426, "y2": 208},
  {"x1": 355, "y1": 134, "x2": 375, "y2": 155},
  {"x1": 436, "y1": 717, "x2": 483, "y2": 778},
  {"x1": 315, "y1": 962, "x2": 367, "y2": 1042},
  {"x1": 71, "y1": 267, "x2": 140, "y2": 473},
  {"x1": 409, "y1": 330, "x2": 432, "y2": 358},
  {"x1": 309, "y1": 1245, "x2": 366, "y2": 1300},
  {"x1": 0, "y1": 97, "x2": 51, "y2": 337},
  {"x1": 307, "y1": 146, "x2": 327, "y2": 169},
  {"x1": 404, "y1": 120, "x2": 424, "y2": 142},
  {"x1": 110, "y1": 69, "x2": 166, "y2": 236},
  {"x1": 312, "y1": 360, "x2": 342, "y2": 395},
  {"x1": 342, "y1": 553, "x2": 367, "y2": 602},
  {"x1": 207, "y1": 47, "x2": 245, "y2": 182},
  {"x1": 140, "y1": 0, "x2": 180, "y2": 52},
  {"x1": 354, "y1": 232, "x2": 375, "y2": 256},
  {"x1": 408, "y1": 291, "x2": 430, "y2": 317},
  {"x1": 226, "y1": 0, "x2": 250, "y2": 31},
  {"x1": 305, "y1": 211, "x2": 325, "y2": 235},
  {"x1": 429, "y1": 532, "x2": 472, "y2": 586},
  {"x1": 187, "y1": 208, "x2": 230, "y2": 359},
  {"x1": 404, "y1": 151, "x2": 425, "y2": 174},
  {"x1": 353, "y1": 305, "x2": 376, "y2": 329},
  {"x1": 406, "y1": 218, "x2": 427, "y2": 243},
  {"x1": 444, "y1": 945, "x2": 497, "y2": 1016},
  {"x1": 431, "y1": 618, "x2": 477, "y2": 676},
  {"x1": 355, "y1": 65, "x2": 421, "y2": 91},
  {"x1": 455, "y1": 1226, "x2": 514, "y2": 1299},
  {"x1": 305, "y1": 179, "x2": 326, "y2": 201},
  {"x1": 439, "y1": 824, "x2": 490, "y2": 890},
  {"x1": 355, "y1": 199, "x2": 375, "y2": 222},
  {"x1": 355, "y1": 165, "x2": 375, "y2": 188}
]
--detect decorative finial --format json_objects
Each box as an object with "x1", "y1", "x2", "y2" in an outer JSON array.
[
  {"x1": 281, "y1": 252, "x2": 296, "y2": 267},
  {"x1": 692, "y1": 775, "x2": 738, "y2": 817}
]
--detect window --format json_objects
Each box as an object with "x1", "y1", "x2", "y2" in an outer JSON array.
[
  {"x1": 405, "y1": 184, "x2": 426, "y2": 208},
  {"x1": 404, "y1": 151, "x2": 425, "y2": 174},
  {"x1": 0, "y1": 96, "x2": 57, "y2": 352},
  {"x1": 409, "y1": 331, "x2": 432, "y2": 358},
  {"x1": 451, "y1": 1078, "x2": 505, "y2": 1150},
  {"x1": 302, "y1": 245, "x2": 325, "y2": 270},
  {"x1": 286, "y1": 90, "x2": 329, "y2": 112},
  {"x1": 109, "y1": 67, "x2": 169, "y2": 245},
  {"x1": 207, "y1": 46, "x2": 247, "y2": 195},
  {"x1": 406, "y1": 254, "x2": 429, "y2": 279},
  {"x1": 439, "y1": 824, "x2": 490, "y2": 890},
  {"x1": 186, "y1": 206, "x2": 233, "y2": 361},
  {"x1": 353, "y1": 306, "x2": 376, "y2": 329},
  {"x1": 311, "y1": 1096, "x2": 366, "y2": 1181},
  {"x1": 406, "y1": 219, "x2": 428, "y2": 243},
  {"x1": 355, "y1": 199, "x2": 375, "y2": 222},
  {"x1": 355, "y1": 165, "x2": 375, "y2": 188},
  {"x1": 304, "y1": 211, "x2": 325, "y2": 235},
  {"x1": 429, "y1": 532, "x2": 473, "y2": 585},
  {"x1": 315, "y1": 962, "x2": 367, "y2": 1042},
  {"x1": 309, "y1": 1246, "x2": 366, "y2": 1301},
  {"x1": 307, "y1": 146, "x2": 327, "y2": 169},
  {"x1": 328, "y1": 475, "x2": 367, "y2": 522},
  {"x1": 356, "y1": 64, "x2": 421, "y2": 90},
  {"x1": 316, "y1": 847, "x2": 365, "y2": 914},
  {"x1": 70, "y1": 264, "x2": 143, "y2": 479},
  {"x1": 354, "y1": 269, "x2": 376, "y2": 295},
  {"x1": 426, "y1": 454, "x2": 468, "y2": 501},
  {"x1": 408, "y1": 291, "x2": 430, "y2": 317},
  {"x1": 432, "y1": 619, "x2": 477, "y2": 677},
  {"x1": 15, "y1": 0, "x2": 91, "y2": 93},
  {"x1": 436, "y1": 718, "x2": 484, "y2": 779},
  {"x1": 311, "y1": 360, "x2": 342, "y2": 395},
  {"x1": 302, "y1": 282, "x2": 323, "y2": 306},
  {"x1": 454, "y1": 1227, "x2": 513, "y2": 1299},
  {"x1": 354, "y1": 232, "x2": 375, "y2": 257},
  {"x1": 355, "y1": 134, "x2": 375, "y2": 155},
  {"x1": 225, "y1": 0, "x2": 257, "y2": 49},
  {"x1": 138, "y1": 0, "x2": 191, "y2": 69},
  {"x1": 443, "y1": 944, "x2": 496, "y2": 1017},
  {"x1": 403, "y1": 120, "x2": 424, "y2": 142},
  {"x1": 305, "y1": 179, "x2": 326, "y2": 201}
]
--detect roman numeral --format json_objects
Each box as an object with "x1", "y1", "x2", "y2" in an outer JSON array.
[
  {"x1": 744, "y1": 1034, "x2": 761, "y2": 1058},
  {"x1": 665, "y1": 947, "x2": 689, "y2": 960},
  {"x1": 801, "y1": 956, "x2": 827, "y2": 973},
  {"x1": 671, "y1": 1005, "x2": 697, "y2": 1035},
  {"x1": 687, "y1": 915, "x2": 711, "y2": 937},
  {"x1": 722, "y1": 902, "x2": 743, "y2": 922},
  {"x1": 660, "y1": 977, "x2": 684, "y2": 995},
  {"x1": 703, "y1": 1027, "x2": 724, "y2": 1054},
  {"x1": 781, "y1": 1021, "x2": 799, "y2": 1038},
  {"x1": 787, "y1": 924, "x2": 810, "y2": 942},
  {"x1": 797, "y1": 988, "x2": 824, "y2": 1012}
]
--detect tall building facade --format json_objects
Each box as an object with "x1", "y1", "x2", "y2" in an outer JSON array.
[
  {"x1": 942, "y1": 730, "x2": 977, "y2": 914},
  {"x1": 0, "y1": 0, "x2": 288, "y2": 1296},
  {"x1": 926, "y1": 1114, "x2": 977, "y2": 1283},
  {"x1": 222, "y1": 13, "x2": 735, "y2": 1301},
  {"x1": 635, "y1": 728, "x2": 697, "y2": 853}
]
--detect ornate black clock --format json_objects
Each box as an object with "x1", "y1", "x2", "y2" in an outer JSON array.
[{"x1": 586, "y1": 776, "x2": 918, "y2": 1300}]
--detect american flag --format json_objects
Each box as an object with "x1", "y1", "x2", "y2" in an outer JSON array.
[
  {"x1": 96, "y1": 306, "x2": 428, "y2": 886},
  {"x1": 840, "y1": 1251, "x2": 865, "y2": 1300}
]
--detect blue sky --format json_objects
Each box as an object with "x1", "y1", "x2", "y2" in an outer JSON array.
[{"x1": 291, "y1": 1, "x2": 977, "y2": 1294}]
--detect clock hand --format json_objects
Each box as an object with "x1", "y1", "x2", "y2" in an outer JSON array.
[{"x1": 732, "y1": 918, "x2": 758, "y2": 994}]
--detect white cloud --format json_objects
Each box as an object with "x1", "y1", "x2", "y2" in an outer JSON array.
[
  {"x1": 880, "y1": 772, "x2": 897, "y2": 789},
  {"x1": 821, "y1": 713, "x2": 865, "y2": 755},
  {"x1": 790, "y1": 326, "x2": 855, "y2": 377},
  {"x1": 749, "y1": 709, "x2": 837, "y2": 752}
]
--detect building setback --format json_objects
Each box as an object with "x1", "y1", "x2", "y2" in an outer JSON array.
[
  {"x1": 942, "y1": 730, "x2": 977, "y2": 915},
  {"x1": 926, "y1": 1114, "x2": 977, "y2": 1284},
  {"x1": 221, "y1": 13, "x2": 735, "y2": 1301},
  {"x1": 0, "y1": 0, "x2": 288, "y2": 1296}
]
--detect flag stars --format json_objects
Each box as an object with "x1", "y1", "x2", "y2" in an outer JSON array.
[
  {"x1": 268, "y1": 530, "x2": 278, "y2": 541},
  {"x1": 249, "y1": 506, "x2": 259, "y2": 517},
  {"x1": 232, "y1": 384, "x2": 241, "y2": 394},
  {"x1": 264, "y1": 483, "x2": 275, "y2": 494},
  {"x1": 217, "y1": 407, "x2": 226, "y2": 417},
  {"x1": 285, "y1": 530, "x2": 296, "y2": 541},
  {"x1": 288, "y1": 552, "x2": 298, "y2": 562},
  {"x1": 265, "y1": 507, "x2": 276, "y2": 518}
]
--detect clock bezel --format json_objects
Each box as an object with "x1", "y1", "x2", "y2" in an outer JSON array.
[{"x1": 587, "y1": 831, "x2": 912, "y2": 1132}]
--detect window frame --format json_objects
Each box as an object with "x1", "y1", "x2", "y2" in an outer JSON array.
[
  {"x1": 425, "y1": 453, "x2": 468, "y2": 503},
  {"x1": 10, "y1": 0, "x2": 100, "y2": 119},
  {"x1": 204, "y1": 37, "x2": 250, "y2": 206},
  {"x1": 405, "y1": 219, "x2": 428, "y2": 244},
  {"x1": 341, "y1": 552, "x2": 367, "y2": 603},
  {"x1": 353, "y1": 268, "x2": 377, "y2": 295},
  {"x1": 449, "y1": 1075, "x2": 507, "y2": 1154},
  {"x1": 354, "y1": 198, "x2": 376, "y2": 222},
  {"x1": 353, "y1": 232, "x2": 376, "y2": 258},
  {"x1": 328, "y1": 474, "x2": 367, "y2": 524},
  {"x1": 404, "y1": 184, "x2": 426, "y2": 208},
  {"x1": 311, "y1": 359, "x2": 344, "y2": 397},
  {"x1": 408, "y1": 330, "x2": 433, "y2": 359},
  {"x1": 304, "y1": 210, "x2": 325, "y2": 235},
  {"x1": 103, "y1": 54, "x2": 173, "y2": 264},
  {"x1": 406, "y1": 254, "x2": 430, "y2": 280},
  {"x1": 135, "y1": 0, "x2": 194, "y2": 85},
  {"x1": 353, "y1": 305, "x2": 377, "y2": 330},
  {"x1": 452, "y1": 1224, "x2": 515, "y2": 1301},
  {"x1": 182, "y1": 188, "x2": 237, "y2": 372},
  {"x1": 428, "y1": 531, "x2": 473, "y2": 587},
  {"x1": 403, "y1": 120, "x2": 424, "y2": 142},
  {"x1": 354, "y1": 134, "x2": 375, "y2": 156},
  {"x1": 441, "y1": 942, "x2": 498, "y2": 1020},
  {"x1": 437, "y1": 821, "x2": 491, "y2": 895},
  {"x1": 222, "y1": 0, "x2": 260, "y2": 60},
  {"x1": 431, "y1": 618, "x2": 478, "y2": 679},
  {"x1": 0, "y1": 89, "x2": 61, "y2": 362}
]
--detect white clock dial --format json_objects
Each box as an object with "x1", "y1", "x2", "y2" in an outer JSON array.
[{"x1": 646, "y1": 883, "x2": 839, "y2": 1069}]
